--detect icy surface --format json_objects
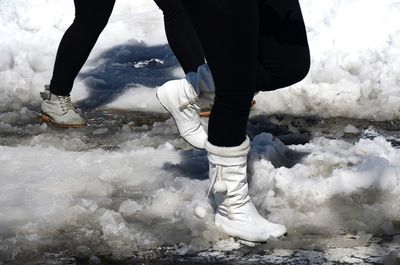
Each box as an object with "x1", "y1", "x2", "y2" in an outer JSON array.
[
  {"x1": 1, "y1": 112, "x2": 400, "y2": 262},
  {"x1": 1, "y1": 0, "x2": 400, "y2": 263}
]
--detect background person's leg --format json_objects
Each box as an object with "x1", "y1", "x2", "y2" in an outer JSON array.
[
  {"x1": 154, "y1": 0, "x2": 205, "y2": 74},
  {"x1": 49, "y1": 0, "x2": 116, "y2": 96}
]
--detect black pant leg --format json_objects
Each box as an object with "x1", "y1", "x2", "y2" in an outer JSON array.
[
  {"x1": 181, "y1": 0, "x2": 310, "y2": 147},
  {"x1": 50, "y1": 0, "x2": 115, "y2": 96},
  {"x1": 181, "y1": 0, "x2": 258, "y2": 147},
  {"x1": 153, "y1": 0, "x2": 205, "y2": 73},
  {"x1": 256, "y1": 0, "x2": 310, "y2": 91},
  {"x1": 181, "y1": 0, "x2": 259, "y2": 98}
]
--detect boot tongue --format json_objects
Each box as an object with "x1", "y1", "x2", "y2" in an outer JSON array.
[
  {"x1": 197, "y1": 64, "x2": 215, "y2": 93},
  {"x1": 197, "y1": 91, "x2": 214, "y2": 110}
]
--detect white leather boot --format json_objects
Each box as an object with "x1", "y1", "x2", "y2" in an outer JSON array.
[
  {"x1": 40, "y1": 85, "x2": 86, "y2": 128},
  {"x1": 205, "y1": 137, "x2": 287, "y2": 242},
  {"x1": 156, "y1": 64, "x2": 215, "y2": 149}
]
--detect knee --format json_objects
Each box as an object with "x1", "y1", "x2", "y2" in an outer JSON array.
[
  {"x1": 289, "y1": 50, "x2": 310, "y2": 84},
  {"x1": 278, "y1": 47, "x2": 310, "y2": 87}
]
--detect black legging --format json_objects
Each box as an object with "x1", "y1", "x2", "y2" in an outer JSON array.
[
  {"x1": 50, "y1": 0, "x2": 205, "y2": 96},
  {"x1": 181, "y1": 0, "x2": 311, "y2": 147}
]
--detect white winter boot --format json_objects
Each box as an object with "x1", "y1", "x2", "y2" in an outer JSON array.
[
  {"x1": 156, "y1": 64, "x2": 215, "y2": 149},
  {"x1": 205, "y1": 137, "x2": 287, "y2": 242},
  {"x1": 40, "y1": 85, "x2": 86, "y2": 128}
]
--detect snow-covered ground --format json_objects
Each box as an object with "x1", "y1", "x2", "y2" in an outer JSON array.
[{"x1": 1, "y1": 0, "x2": 400, "y2": 263}]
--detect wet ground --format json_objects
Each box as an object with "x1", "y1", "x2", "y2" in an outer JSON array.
[
  {"x1": 1, "y1": 108, "x2": 400, "y2": 265},
  {"x1": 19, "y1": 234, "x2": 400, "y2": 265},
  {"x1": 3, "y1": 107, "x2": 400, "y2": 150}
]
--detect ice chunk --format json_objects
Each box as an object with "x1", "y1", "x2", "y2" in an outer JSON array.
[
  {"x1": 119, "y1": 200, "x2": 142, "y2": 216},
  {"x1": 343, "y1": 124, "x2": 360, "y2": 134},
  {"x1": 147, "y1": 188, "x2": 180, "y2": 217},
  {"x1": 92, "y1": 128, "x2": 109, "y2": 135}
]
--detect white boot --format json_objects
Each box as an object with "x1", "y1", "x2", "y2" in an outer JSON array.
[
  {"x1": 40, "y1": 85, "x2": 86, "y2": 128},
  {"x1": 205, "y1": 137, "x2": 287, "y2": 242},
  {"x1": 156, "y1": 64, "x2": 215, "y2": 149}
]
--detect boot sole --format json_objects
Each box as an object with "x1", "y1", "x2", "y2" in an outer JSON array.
[
  {"x1": 40, "y1": 114, "x2": 86, "y2": 128},
  {"x1": 215, "y1": 222, "x2": 270, "y2": 243},
  {"x1": 156, "y1": 89, "x2": 205, "y2": 150},
  {"x1": 215, "y1": 217, "x2": 287, "y2": 243}
]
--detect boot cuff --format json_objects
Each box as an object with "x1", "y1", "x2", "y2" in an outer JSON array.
[
  {"x1": 205, "y1": 137, "x2": 250, "y2": 166},
  {"x1": 185, "y1": 72, "x2": 200, "y2": 96}
]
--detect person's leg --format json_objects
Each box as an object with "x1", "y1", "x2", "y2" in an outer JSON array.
[
  {"x1": 181, "y1": 0, "x2": 310, "y2": 147},
  {"x1": 181, "y1": 0, "x2": 258, "y2": 147},
  {"x1": 49, "y1": 0, "x2": 116, "y2": 96},
  {"x1": 154, "y1": 0, "x2": 213, "y2": 149},
  {"x1": 181, "y1": 0, "x2": 287, "y2": 243},
  {"x1": 153, "y1": 0, "x2": 205, "y2": 74},
  {"x1": 41, "y1": 0, "x2": 115, "y2": 127}
]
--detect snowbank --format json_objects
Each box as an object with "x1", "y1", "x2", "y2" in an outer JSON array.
[
  {"x1": 255, "y1": 0, "x2": 400, "y2": 120},
  {"x1": 1, "y1": 0, "x2": 400, "y2": 119}
]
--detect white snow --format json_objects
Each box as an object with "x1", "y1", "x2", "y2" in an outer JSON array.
[
  {"x1": 254, "y1": 0, "x2": 400, "y2": 120},
  {"x1": 1, "y1": 0, "x2": 400, "y2": 260},
  {"x1": 1, "y1": 0, "x2": 400, "y2": 119},
  {"x1": 0, "y1": 0, "x2": 166, "y2": 112}
]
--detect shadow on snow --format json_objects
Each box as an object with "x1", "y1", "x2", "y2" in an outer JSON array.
[{"x1": 77, "y1": 41, "x2": 181, "y2": 109}]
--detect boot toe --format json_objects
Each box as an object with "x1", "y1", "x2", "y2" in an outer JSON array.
[{"x1": 265, "y1": 223, "x2": 287, "y2": 239}]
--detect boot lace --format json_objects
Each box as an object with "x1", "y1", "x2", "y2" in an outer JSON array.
[
  {"x1": 58, "y1": 95, "x2": 76, "y2": 113},
  {"x1": 179, "y1": 97, "x2": 201, "y2": 113},
  {"x1": 205, "y1": 165, "x2": 223, "y2": 201}
]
